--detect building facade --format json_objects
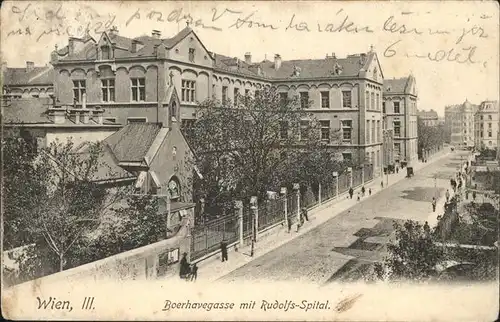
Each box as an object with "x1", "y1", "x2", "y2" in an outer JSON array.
[
  {"x1": 382, "y1": 75, "x2": 418, "y2": 166},
  {"x1": 45, "y1": 26, "x2": 385, "y2": 174},
  {"x1": 2, "y1": 61, "x2": 54, "y2": 99},
  {"x1": 474, "y1": 100, "x2": 499, "y2": 150},
  {"x1": 418, "y1": 109, "x2": 439, "y2": 126},
  {"x1": 445, "y1": 100, "x2": 477, "y2": 148}
]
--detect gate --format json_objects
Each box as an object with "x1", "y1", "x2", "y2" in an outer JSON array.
[{"x1": 190, "y1": 214, "x2": 239, "y2": 260}]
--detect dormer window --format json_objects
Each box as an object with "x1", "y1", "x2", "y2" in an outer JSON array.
[
  {"x1": 101, "y1": 46, "x2": 111, "y2": 60},
  {"x1": 292, "y1": 66, "x2": 301, "y2": 77},
  {"x1": 189, "y1": 48, "x2": 195, "y2": 62}
]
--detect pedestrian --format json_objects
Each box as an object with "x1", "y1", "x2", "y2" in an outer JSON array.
[
  {"x1": 220, "y1": 240, "x2": 228, "y2": 262},
  {"x1": 432, "y1": 197, "x2": 437, "y2": 212},
  {"x1": 286, "y1": 216, "x2": 292, "y2": 233},
  {"x1": 445, "y1": 189, "x2": 450, "y2": 202},
  {"x1": 349, "y1": 187, "x2": 354, "y2": 199},
  {"x1": 423, "y1": 221, "x2": 431, "y2": 236},
  {"x1": 369, "y1": 188, "x2": 372, "y2": 196},
  {"x1": 179, "y1": 252, "x2": 189, "y2": 280},
  {"x1": 301, "y1": 207, "x2": 309, "y2": 222},
  {"x1": 361, "y1": 186, "x2": 366, "y2": 197},
  {"x1": 473, "y1": 191, "x2": 477, "y2": 200},
  {"x1": 396, "y1": 166, "x2": 399, "y2": 173},
  {"x1": 357, "y1": 192, "x2": 360, "y2": 201},
  {"x1": 190, "y1": 263, "x2": 198, "y2": 281},
  {"x1": 381, "y1": 181, "x2": 384, "y2": 188}
]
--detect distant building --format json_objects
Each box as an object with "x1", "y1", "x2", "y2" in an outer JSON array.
[
  {"x1": 418, "y1": 109, "x2": 439, "y2": 126},
  {"x1": 383, "y1": 75, "x2": 418, "y2": 166},
  {"x1": 2, "y1": 61, "x2": 54, "y2": 99},
  {"x1": 474, "y1": 100, "x2": 499, "y2": 150},
  {"x1": 445, "y1": 99, "x2": 477, "y2": 148}
]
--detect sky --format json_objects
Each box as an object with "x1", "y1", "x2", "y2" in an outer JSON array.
[{"x1": 1, "y1": 1, "x2": 498, "y2": 116}]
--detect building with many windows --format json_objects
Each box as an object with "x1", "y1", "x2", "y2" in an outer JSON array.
[
  {"x1": 474, "y1": 100, "x2": 499, "y2": 150},
  {"x1": 2, "y1": 61, "x2": 54, "y2": 99},
  {"x1": 418, "y1": 109, "x2": 439, "y2": 126},
  {"x1": 45, "y1": 25, "x2": 385, "y2": 173},
  {"x1": 382, "y1": 75, "x2": 418, "y2": 166},
  {"x1": 445, "y1": 99, "x2": 477, "y2": 148}
]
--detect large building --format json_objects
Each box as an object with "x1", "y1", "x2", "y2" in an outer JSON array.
[
  {"x1": 45, "y1": 25, "x2": 385, "y2": 173},
  {"x1": 474, "y1": 100, "x2": 499, "y2": 150},
  {"x1": 445, "y1": 100, "x2": 477, "y2": 148},
  {"x1": 418, "y1": 109, "x2": 439, "y2": 126},
  {"x1": 382, "y1": 75, "x2": 418, "y2": 166}
]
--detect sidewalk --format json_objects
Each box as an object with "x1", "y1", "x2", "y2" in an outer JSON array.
[{"x1": 169, "y1": 149, "x2": 451, "y2": 283}]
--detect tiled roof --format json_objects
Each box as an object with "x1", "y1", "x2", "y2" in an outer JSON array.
[
  {"x1": 384, "y1": 77, "x2": 409, "y2": 93},
  {"x1": 2, "y1": 98, "x2": 52, "y2": 124},
  {"x1": 478, "y1": 101, "x2": 498, "y2": 112},
  {"x1": 257, "y1": 53, "x2": 373, "y2": 79},
  {"x1": 104, "y1": 123, "x2": 162, "y2": 162},
  {"x1": 2, "y1": 66, "x2": 54, "y2": 85}
]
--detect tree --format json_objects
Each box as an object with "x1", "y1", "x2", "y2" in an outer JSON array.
[
  {"x1": 376, "y1": 220, "x2": 444, "y2": 281},
  {"x1": 417, "y1": 119, "x2": 446, "y2": 160},
  {"x1": 185, "y1": 87, "x2": 343, "y2": 218},
  {"x1": 6, "y1": 138, "x2": 129, "y2": 272}
]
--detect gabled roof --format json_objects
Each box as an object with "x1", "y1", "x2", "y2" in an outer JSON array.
[
  {"x1": 2, "y1": 98, "x2": 52, "y2": 124},
  {"x1": 2, "y1": 66, "x2": 54, "y2": 86},
  {"x1": 103, "y1": 123, "x2": 162, "y2": 163},
  {"x1": 384, "y1": 76, "x2": 411, "y2": 93}
]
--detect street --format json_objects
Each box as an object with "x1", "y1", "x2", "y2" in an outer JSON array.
[{"x1": 219, "y1": 151, "x2": 469, "y2": 284}]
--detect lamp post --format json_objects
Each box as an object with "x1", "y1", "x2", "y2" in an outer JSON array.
[{"x1": 250, "y1": 196, "x2": 258, "y2": 257}]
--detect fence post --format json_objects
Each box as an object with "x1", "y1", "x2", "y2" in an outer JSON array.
[
  {"x1": 333, "y1": 172, "x2": 339, "y2": 198},
  {"x1": 348, "y1": 167, "x2": 353, "y2": 188},
  {"x1": 280, "y1": 187, "x2": 288, "y2": 230},
  {"x1": 235, "y1": 200, "x2": 244, "y2": 247},
  {"x1": 293, "y1": 183, "x2": 301, "y2": 232},
  {"x1": 318, "y1": 182, "x2": 322, "y2": 205},
  {"x1": 250, "y1": 196, "x2": 258, "y2": 257}
]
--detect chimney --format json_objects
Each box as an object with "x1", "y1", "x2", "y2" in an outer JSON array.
[
  {"x1": 244, "y1": 52, "x2": 252, "y2": 64},
  {"x1": 332, "y1": 52, "x2": 336, "y2": 58},
  {"x1": 26, "y1": 61, "x2": 34, "y2": 72},
  {"x1": 68, "y1": 38, "x2": 75, "y2": 55},
  {"x1": 131, "y1": 40, "x2": 139, "y2": 53},
  {"x1": 152, "y1": 30, "x2": 161, "y2": 39},
  {"x1": 274, "y1": 54, "x2": 282, "y2": 70},
  {"x1": 109, "y1": 26, "x2": 119, "y2": 36}
]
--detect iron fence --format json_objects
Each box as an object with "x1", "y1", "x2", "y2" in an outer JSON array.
[
  {"x1": 257, "y1": 196, "x2": 286, "y2": 231},
  {"x1": 190, "y1": 214, "x2": 239, "y2": 260},
  {"x1": 321, "y1": 181, "x2": 335, "y2": 202}
]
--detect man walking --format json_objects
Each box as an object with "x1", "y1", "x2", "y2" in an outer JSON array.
[
  {"x1": 432, "y1": 197, "x2": 437, "y2": 212},
  {"x1": 220, "y1": 240, "x2": 228, "y2": 262},
  {"x1": 349, "y1": 187, "x2": 354, "y2": 199},
  {"x1": 361, "y1": 186, "x2": 366, "y2": 197},
  {"x1": 190, "y1": 263, "x2": 198, "y2": 282},
  {"x1": 381, "y1": 181, "x2": 384, "y2": 189},
  {"x1": 445, "y1": 189, "x2": 450, "y2": 203},
  {"x1": 301, "y1": 207, "x2": 309, "y2": 222},
  {"x1": 369, "y1": 188, "x2": 372, "y2": 196}
]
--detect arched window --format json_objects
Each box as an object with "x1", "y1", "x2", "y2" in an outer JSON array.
[
  {"x1": 167, "y1": 177, "x2": 181, "y2": 201},
  {"x1": 170, "y1": 101, "x2": 177, "y2": 120}
]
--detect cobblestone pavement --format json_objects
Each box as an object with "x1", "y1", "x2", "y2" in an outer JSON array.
[{"x1": 219, "y1": 151, "x2": 470, "y2": 284}]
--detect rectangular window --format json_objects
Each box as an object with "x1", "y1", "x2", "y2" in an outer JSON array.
[
  {"x1": 280, "y1": 92, "x2": 288, "y2": 105},
  {"x1": 488, "y1": 115, "x2": 492, "y2": 120},
  {"x1": 371, "y1": 120, "x2": 376, "y2": 144},
  {"x1": 101, "y1": 46, "x2": 110, "y2": 60},
  {"x1": 366, "y1": 120, "x2": 370, "y2": 143},
  {"x1": 127, "y1": 117, "x2": 147, "y2": 124},
  {"x1": 488, "y1": 131, "x2": 492, "y2": 137},
  {"x1": 342, "y1": 120, "x2": 352, "y2": 141},
  {"x1": 370, "y1": 93, "x2": 375, "y2": 110},
  {"x1": 221, "y1": 86, "x2": 228, "y2": 103},
  {"x1": 394, "y1": 143, "x2": 401, "y2": 158},
  {"x1": 300, "y1": 92, "x2": 309, "y2": 109},
  {"x1": 377, "y1": 120, "x2": 380, "y2": 142},
  {"x1": 234, "y1": 88, "x2": 239, "y2": 105},
  {"x1": 365, "y1": 91, "x2": 370, "y2": 109},
  {"x1": 394, "y1": 102, "x2": 400, "y2": 114},
  {"x1": 300, "y1": 120, "x2": 310, "y2": 141},
  {"x1": 321, "y1": 91, "x2": 329, "y2": 108},
  {"x1": 488, "y1": 123, "x2": 492, "y2": 128},
  {"x1": 101, "y1": 79, "x2": 115, "y2": 102},
  {"x1": 376, "y1": 93, "x2": 380, "y2": 111},
  {"x1": 342, "y1": 91, "x2": 352, "y2": 108},
  {"x1": 188, "y1": 48, "x2": 195, "y2": 62},
  {"x1": 254, "y1": 90, "x2": 261, "y2": 98},
  {"x1": 73, "y1": 80, "x2": 86, "y2": 103},
  {"x1": 280, "y1": 121, "x2": 288, "y2": 140},
  {"x1": 320, "y1": 120, "x2": 330, "y2": 142},
  {"x1": 382, "y1": 101, "x2": 386, "y2": 113},
  {"x1": 131, "y1": 78, "x2": 145, "y2": 102},
  {"x1": 342, "y1": 152, "x2": 352, "y2": 162},
  {"x1": 394, "y1": 121, "x2": 401, "y2": 137},
  {"x1": 181, "y1": 79, "x2": 196, "y2": 103}
]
